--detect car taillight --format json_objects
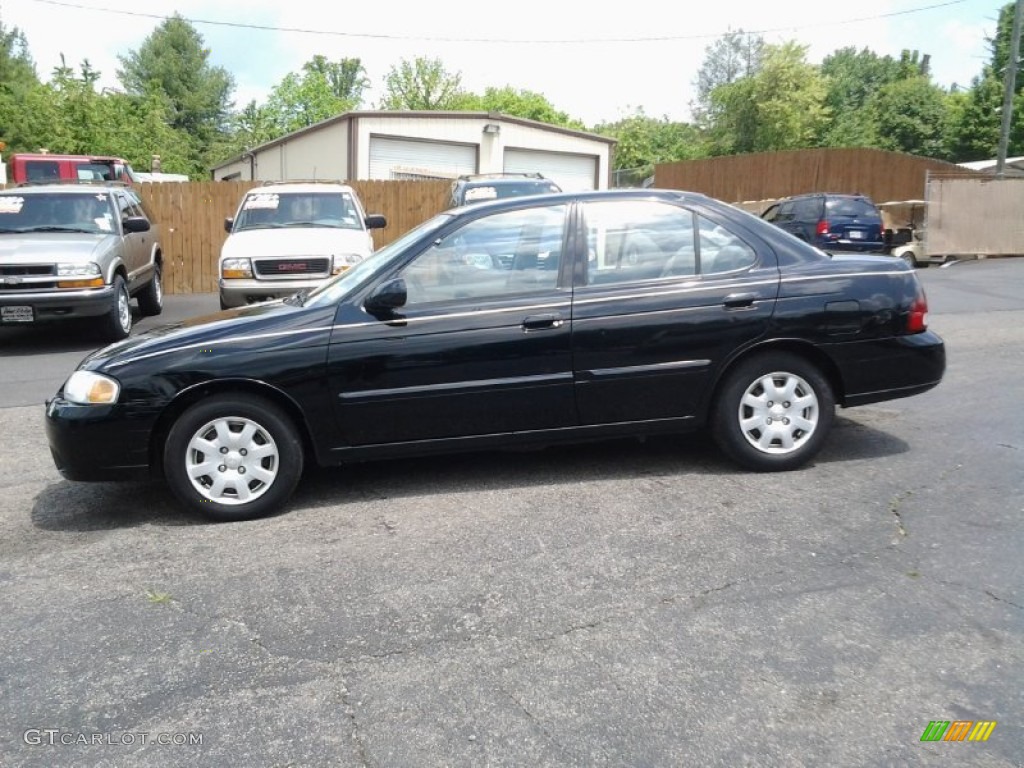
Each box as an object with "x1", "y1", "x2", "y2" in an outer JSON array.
[
  {"x1": 907, "y1": 288, "x2": 928, "y2": 333},
  {"x1": 816, "y1": 220, "x2": 829, "y2": 236}
]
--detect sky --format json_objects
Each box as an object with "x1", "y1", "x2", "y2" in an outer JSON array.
[{"x1": 1, "y1": 0, "x2": 1004, "y2": 127}]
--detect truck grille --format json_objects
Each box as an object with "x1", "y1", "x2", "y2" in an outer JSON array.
[
  {"x1": 253, "y1": 258, "x2": 330, "y2": 279},
  {"x1": 0, "y1": 265, "x2": 56, "y2": 276}
]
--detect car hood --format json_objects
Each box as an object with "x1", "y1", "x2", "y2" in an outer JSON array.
[
  {"x1": 222, "y1": 228, "x2": 372, "y2": 260},
  {"x1": 0, "y1": 233, "x2": 113, "y2": 265},
  {"x1": 79, "y1": 299, "x2": 335, "y2": 372}
]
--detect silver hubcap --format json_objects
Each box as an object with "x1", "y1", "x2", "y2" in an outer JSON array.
[
  {"x1": 185, "y1": 416, "x2": 279, "y2": 505},
  {"x1": 117, "y1": 286, "x2": 131, "y2": 332},
  {"x1": 154, "y1": 272, "x2": 163, "y2": 304},
  {"x1": 738, "y1": 371, "x2": 819, "y2": 454}
]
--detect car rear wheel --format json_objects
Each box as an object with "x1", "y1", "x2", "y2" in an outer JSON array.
[
  {"x1": 137, "y1": 264, "x2": 163, "y2": 316},
  {"x1": 96, "y1": 274, "x2": 132, "y2": 341},
  {"x1": 899, "y1": 251, "x2": 918, "y2": 269},
  {"x1": 712, "y1": 352, "x2": 835, "y2": 471},
  {"x1": 163, "y1": 394, "x2": 304, "y2": 522}
]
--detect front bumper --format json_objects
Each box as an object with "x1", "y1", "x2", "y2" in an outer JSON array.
[
  {"x1": 0, "y1": 285, "x2": 116, "y2": 322},
  {"x1": 219, "y1": 277, "x2": 329, "y2": 308},
  {"x1": 45, "y1": 396, "x2": 157, "y2": 481}
]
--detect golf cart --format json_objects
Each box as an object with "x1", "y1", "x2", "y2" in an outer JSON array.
[{"x1": 878, "y1": 200, "x2": 928, "y2": 267}]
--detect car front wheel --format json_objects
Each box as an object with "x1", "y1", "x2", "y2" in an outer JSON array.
[
  {"x1": 96, "y1": 274, "x2": 132, "y2": 341},
  {"x1": 163, "y1": 394, "x2": 304, "y2": 522},
  {"x1": 137, "y1": 264, "x2": 163, "y2": 316},
  {"x1": 712, "y1": 352, "x2": 835, "y2": 471}
]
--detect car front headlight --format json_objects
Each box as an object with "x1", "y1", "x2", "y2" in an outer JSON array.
[
  {"x1": 332, "y1": 253, "x2": 364, "y2": 275},
  {"x1": 57, "y1": 262, "x2": 101, "y2": 277},
  {"x1": 63, "y1": 371, "x2": 121, "y2": 405},
  {"x1": 221, "y1": 258, "x2": 253, "y2": 279}
]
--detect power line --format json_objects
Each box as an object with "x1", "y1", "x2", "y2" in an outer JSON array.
[{"x1": 27, "y1": 0, "x2": 969, "y2": 44}]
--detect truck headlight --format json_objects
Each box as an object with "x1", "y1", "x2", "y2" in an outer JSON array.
[
  {"x1": 57, "y1": 262, "x2": 102, "y2": 277},
  {"x1": 63, "y1": 371, "x2": 120, "y2": 405},
  {"x1": 221, "y1": 258, "x2": 253, "y2": 279},
  {"x1": 332, "y1": 253, "x2": 364, "y2": 275}
]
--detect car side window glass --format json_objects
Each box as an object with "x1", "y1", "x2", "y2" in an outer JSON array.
[
  {"x1": 583, "y1": 201, "x2": 697, "y2": 285},
  {"x1": 697, "y1": 215, "x2": 756, "y2": 274},
  {"x1": 776, "y1": 201, "x2": 795, "y2": 222},
  {"x1": 115, "y1": 192, "x2": 137, "y2": 221},
  {"x1": 794, "y1": 198, "x2": 820, "y2": 220},
  {"x1": 127, "y1": 190, "x2": 150, "y2": 220},
  {"x1": 400, "y1": 204, "x2": 566, "y2": 306}
]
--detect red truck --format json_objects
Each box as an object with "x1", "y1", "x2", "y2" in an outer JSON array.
[{"x1": 6, "y1": 153, "x2": 139, "y2": 185}]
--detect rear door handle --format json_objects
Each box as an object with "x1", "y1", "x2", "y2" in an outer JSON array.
[
  {"x1": 522, "y1": 313, "x2": 563, "y2": 330},
  {"x1": 723, "y1": 292, "x2": 757, "y2": 308}
]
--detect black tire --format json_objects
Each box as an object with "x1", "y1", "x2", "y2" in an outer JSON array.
[
  {"x1": 163, "y1": 393, "x2": 304, "y2": 522},
  {"x1": 711, "y1": 352, "x2": 835, "y2": 472},
  {"x1": 219, "y1": 296, "x2": 230, "y2": 311},
  {"x1": 96, "y1": 274, "x2": 132, "y2": 341},
  {"x1": 137, "y1": 264, "x2": 164, "y2": 316},
  {"x1": 899, "y1": 252, "x2": 917, "y2": 269}
]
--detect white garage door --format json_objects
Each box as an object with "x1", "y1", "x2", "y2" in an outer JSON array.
[
  {"x1": 503, "y1": 149, "x2": 597, "y2": 192},
  {"x1": 368, "y1": 137, "x2": 476, "y2": 180}
]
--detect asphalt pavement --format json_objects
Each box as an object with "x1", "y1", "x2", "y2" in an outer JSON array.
[{"x1": 0, "y1": 259, "x2": 1021, "y2": 766}]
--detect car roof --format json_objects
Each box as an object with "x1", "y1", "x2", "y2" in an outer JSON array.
[
  {"x1": 0, "y1": 183, "x2": 122, "y2": 195},
  {"x1": 448, "y1": 187, "x2": 705, "y2": 215}
]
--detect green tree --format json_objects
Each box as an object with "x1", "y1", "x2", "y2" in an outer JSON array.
[
  {"x1": 946, "y1": 3, "x2": 1023, "y2": 160},
  {"x1": 453, "y1": 85, "x2": 585, "y2": 128},
  {"x1": 594, "y1": 108, "x2": 705, "y2": 183},
  {"x1": 819, "y1": 47, "x2": 905, "y2": 147},
  {"x1": 116, "y1": 14, "x2": 234, "y2": 165},
  {"x1": 868, "y1": 76, "x2": 951, "y2": 157},
  {"x1": 707, "y1": 41, "x2": 829, "y2": 154},
  {"x1": 379, "y1": 56, "x2": 464, "y2": 110},
  {"x1": 691, "y1": 30, "x2": 765, "y2": 128},
  {"x1": 262, "y1": 57, "x2": 368, "y2": 135},
  {"x1": 0, "y1": 18, "x2": 42, "y2": 152},
  {"x1": 301, "y1": 55, "x2": 369, "y2": 103}
]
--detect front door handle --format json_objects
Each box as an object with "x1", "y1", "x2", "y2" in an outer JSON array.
[
  {"x1": 723, "y1": 292, "x2": 757, "y2": 308},
  {"x1": 522, "y1": 313, "x2": 563, "y2": 330}
]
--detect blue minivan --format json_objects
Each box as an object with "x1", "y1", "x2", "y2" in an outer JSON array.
[{"x1": 760, "y1": 193, "x2": 885, "y2": 253}]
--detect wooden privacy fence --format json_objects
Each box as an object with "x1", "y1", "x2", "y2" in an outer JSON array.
[
  {"x1": 136, "y1": 180, "x2": 452, "y2": 295},
  {"x1": 654, "y1": 148, "x2": 978, "y2": 205}
]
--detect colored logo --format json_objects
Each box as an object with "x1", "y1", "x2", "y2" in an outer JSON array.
[{"x1": 920, "y1": 721, "x2": 996, "y2": 742}]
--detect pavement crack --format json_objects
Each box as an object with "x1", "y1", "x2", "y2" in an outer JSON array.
[
  {"x1": 336, "y1": 665, "x2": 374, "y2": 768},
  {"x1": 983, "y1": 589, "x2": 1024, "y2": 610},
  {"x1": 889, "y1": 490, "x2": 912, "y2": 538}
]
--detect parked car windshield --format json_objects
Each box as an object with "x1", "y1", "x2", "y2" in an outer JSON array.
[
  {"x1": 826, "y1": 198, "x2": 879, "y2": 218},
  {"x1": 301, "y1": 213, "x2": 454, "y2": 307},
  {"x1": 0, "y1": 192, "x2": 116, "y2": 235},
  {"x1": 233, "y1": 191, "x2": 365, "y2": 232}
]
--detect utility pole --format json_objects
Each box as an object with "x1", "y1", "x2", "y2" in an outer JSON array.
[{"x1": 996, "y1": 0, "x2": 1024, "y2": 177}]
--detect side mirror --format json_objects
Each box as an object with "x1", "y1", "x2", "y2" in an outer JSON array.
[
  {"x1": 364, "y1": 214, "x2": 387, "y2": 230},
  {"x1": 122, "y1": 216, "x2": 151, "y2": 233},
  {"x1": 224, "y1": 217, "x2": 234, "y2": 233},
  {"x1": 364, "y1": 278, "x2": 407, "y2": 315}
]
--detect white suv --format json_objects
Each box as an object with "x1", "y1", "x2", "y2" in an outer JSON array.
[{"x1": 218, "y1": 182, "x2": 386, "y2": 309}]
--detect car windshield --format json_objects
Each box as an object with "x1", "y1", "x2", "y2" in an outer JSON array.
[
  {"x1": 301, "y1": 213, "x2": 454, "y2": 307},
  {"x1": 0, "y1": 192, "x2": 115, "y2": 234},
  {"x1": 233, "y1": 191, "x2": 364, "y2": 231}
]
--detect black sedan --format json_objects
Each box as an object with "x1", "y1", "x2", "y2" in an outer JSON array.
[{"x1": 45, "y1": 189, "x2": 945, "y2": 522}]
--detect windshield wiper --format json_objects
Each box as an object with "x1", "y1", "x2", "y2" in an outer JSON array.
[{"x1": 22, "y1": 226, "x2": 97, "y2": 234}]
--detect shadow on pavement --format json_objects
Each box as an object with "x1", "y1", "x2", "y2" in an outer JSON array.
[{"x1": 30, "y1": 418, "x2": 908, "y2": 531}]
